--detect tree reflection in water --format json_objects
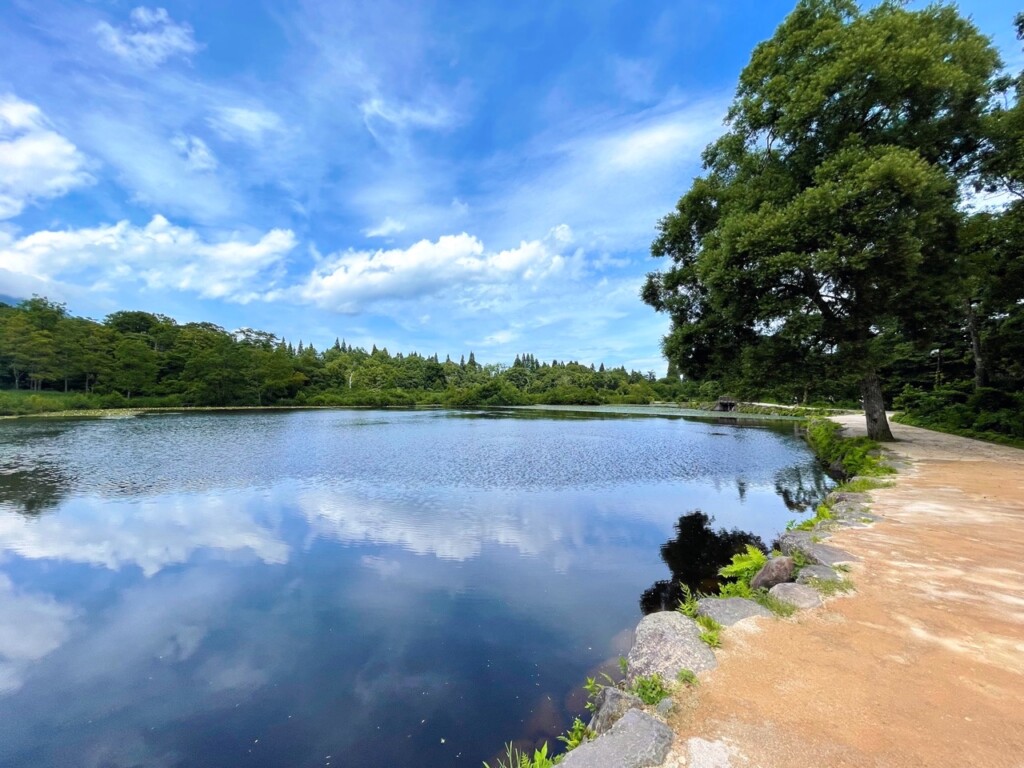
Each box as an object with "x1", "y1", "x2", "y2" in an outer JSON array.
[
  {"x1": 640, "y1": 511, "x2": 765, "y2": 615},
  {"x1": 0, "y1": 466, "x2": 69, "y2": 516}
]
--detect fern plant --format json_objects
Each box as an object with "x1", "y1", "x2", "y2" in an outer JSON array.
[
  {"x1": 718, "y1": 544, "x2": 767, "y2": 583},
  {"x1": 695, "y1": 614, "x2": 722, "y2": 647},
  {"x1": 677, "y1": 583, "x2": 699, "y2": 617}
]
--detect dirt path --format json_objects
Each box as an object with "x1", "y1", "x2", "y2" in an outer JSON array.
[{"x1": 664, "y1": 416, "x2": 1024, "y2": 768}]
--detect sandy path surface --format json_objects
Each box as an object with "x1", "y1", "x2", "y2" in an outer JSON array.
[{"x1": 665, "y1": 416, "x2": 1024, "y2": 768}]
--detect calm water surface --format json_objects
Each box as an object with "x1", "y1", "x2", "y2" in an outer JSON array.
[{"x1": 0, "y1": 409, "x2": 829, "y2": 768}]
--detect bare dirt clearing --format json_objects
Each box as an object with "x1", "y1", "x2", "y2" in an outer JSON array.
[{"x1": 665, "y1": 416, "x2": 1024, "y2": 768}]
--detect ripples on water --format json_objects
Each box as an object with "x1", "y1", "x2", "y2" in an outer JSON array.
[{"x1": 0, "y1": 409, "x2": 830, "y2": 767}]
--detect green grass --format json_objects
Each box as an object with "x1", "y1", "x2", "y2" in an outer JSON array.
[
  {"x1": 834, "y1": 477, "x2": 894, "y2": 493},
  {"x1": 750, "y1": 589, "x2": 797, "y2": 618},
  {"x1": 806, "y1": 577, "x2": 855, "y2": 597},
  {"x1": 676, "y1": 669, "x2": 699, "y2": 687}
]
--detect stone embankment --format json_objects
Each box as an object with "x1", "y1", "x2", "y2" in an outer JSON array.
[{"x1": 565, "y1": 416, "x2": 1024, "y2": 767}]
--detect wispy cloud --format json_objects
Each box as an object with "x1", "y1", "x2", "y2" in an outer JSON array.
[
  {"x1": 0, "y1": 95, "x2": 94, "y2": 219},
  {"x1": 363, "y1": 217, "x2": 406, "y2": 238},
  {"x1": 94, "y1": 6, "x2": 200, "y2": 68},
  {"x1": 170, "y1": 133, "x2": 217, "y2": 172},
  {"x1": 208, "y1": 107, "x2": 284, "y2": 144}
]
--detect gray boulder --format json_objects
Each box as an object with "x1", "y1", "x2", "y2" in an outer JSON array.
[
  {"x1": 795, "y1": 564, "x2": 840, "y2": 584},
  {"x1": 804, "y1": 543, "x2": 858, "y2": 567},
  {"x1": 559, "y1": 709, "x2": 673, "y2": 768},
  {"x1": 588, "y1": 686, "x2": 643, "y2": 735},
  {"x1": 695, "y1": 597, "x2": 772, "y2": 626},
  {"x1": 626, "y1": 611, "x2": 717, "y2": 685},
  {"x1": 750, "y1": 556, "x2": 795, "y2": 590},
  {"x1": 778, "y1": 531, "x2": 857, "y2": 567},
  {"x1": 768, "y1": 582, "x2": 822, "y2": 610}
]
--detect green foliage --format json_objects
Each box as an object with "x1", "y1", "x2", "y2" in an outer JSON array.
[
  {"x1": 483, "y1": 742, "x2": 556, "y2": 768},
  {"x1": 557, "y1": 718, "x2": 593, "y2": 752},
  {"x1": 789, "y1": 549, "x2": 812, "y2": 570},
  {"x1": 695, "y1": 615, "x2": 722, "y2": 648},
  {"x1": 583, "y1": 671, "x2": 618, "y2": 713},
  {"x1": 676, "y1": 584, "x2": 699, "y2": 618},
  {"x1": 717, "y1": 580, "x2": 753, "y2": 599},
  {"x1": 717, "y1": 544, "x2": 767, "y2": 584},
  {"x1": 790, "y1": 503, "x2": 833, "y2": 532},
  {"x1": 893, "y1": 387, "x2": 1024, "y2": 447},
  {"x1": 805, "y1": 419, "x2": 894, "y2": 479},
  {"x1": 676, "y1": 669, "x2": 699, "y2": 687},
  {"x1": 631, "y1": 674, "x2": 672, "y2": 706}
]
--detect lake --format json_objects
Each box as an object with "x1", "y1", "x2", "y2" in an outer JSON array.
[{"x1": 0, "y1": 408, "x2": 829, "y2": 768}]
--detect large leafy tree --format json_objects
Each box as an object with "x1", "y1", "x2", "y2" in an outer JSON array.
[{"x1": 642, "y1": 0, "x2": 1001, "y2": 440}]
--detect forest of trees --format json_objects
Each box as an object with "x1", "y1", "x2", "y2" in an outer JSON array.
[
  {"x1": 643, "y1": 1, "x2": 1024, "y2": 443},
  {"x1": 0, "y1": 297, "x2": 685, "y2": 412}
]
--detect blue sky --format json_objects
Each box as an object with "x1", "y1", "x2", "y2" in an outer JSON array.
[{"x1": 0, "y1": 1, "x2": 1020, "y2": 371}]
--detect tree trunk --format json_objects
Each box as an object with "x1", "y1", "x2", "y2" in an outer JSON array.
[
  {"x1": 861, "y1": 371, "x2": 894, "y2": 442},
  {"x1": 963, "y1": 298, "x2": 988, "y2": 390}
]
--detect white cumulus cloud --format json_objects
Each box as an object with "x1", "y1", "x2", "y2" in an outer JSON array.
[
  {"x1": 0, "y1": 215, "x2": 297, "y2": 302},
  {"x1": 0, "y1": 575, "x2": 74, "y2": 695},
  {"x1": 95, "y1": 6, "x2": 200, "y2": 68},
  {"x1": 0, "y1": 95, "x2": 94, "y2": 219},
  {"x1": 0, "y1": 495, "x2": 289, "y2": 578}
]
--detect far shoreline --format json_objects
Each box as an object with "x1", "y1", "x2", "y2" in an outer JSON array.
[{"x1": 0, "y1": 401, "x2": 858, "y2": 423}]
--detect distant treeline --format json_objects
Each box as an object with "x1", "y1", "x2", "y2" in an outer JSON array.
[{"x1": 0, "y1": 297, "x2": 691, "y2": 412}]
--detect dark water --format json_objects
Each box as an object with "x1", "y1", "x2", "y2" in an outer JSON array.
[{"x1": 0, "y1": 408, "x2": 829, "y2": 768}]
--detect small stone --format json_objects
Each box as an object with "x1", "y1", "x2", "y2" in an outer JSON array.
[
  {"x1": 559, "y1": 709, "x2": 673, "y2": 768},
  {"x1": 588, "y1": 686, "x2": 643, "y2": 735},
  {"x1": 695, "y1": 597, "x2": 772, "y2": 626},
  {"x1": 768, "y1": 582, "x2": 822, "y2": 610},
  {"x1": 626, "y1": 612, "x2": 717, "y2": 686},
  {"x1": 655, "y1": 696, "x2": 675, "y2": 718},
  {"x1": 796, "y1": 565, "x2": 840, "y2": 584},
  {"x1": 750, "y1": 556, "x2": 795, "y2": 590},
  {"x1": 686, "y1": 737, "x2": 734, "y2": 768}
]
